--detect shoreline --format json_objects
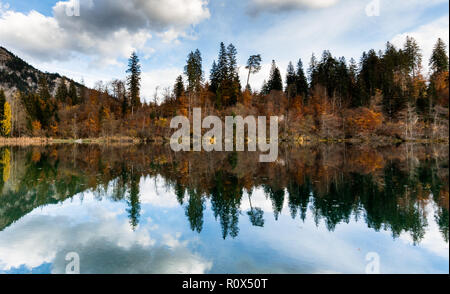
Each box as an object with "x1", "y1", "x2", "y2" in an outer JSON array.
[{"x1": 0, "y1": 136, "x2": 448, "y2": 147}]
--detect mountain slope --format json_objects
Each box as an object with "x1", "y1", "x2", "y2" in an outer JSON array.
[{"x1": 0, "y1": 46, "x2": 84, "y2": 96}]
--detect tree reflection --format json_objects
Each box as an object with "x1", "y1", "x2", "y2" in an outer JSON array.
[{"x1": 0, "y1": 144, "x2": 448, "y2": 244}]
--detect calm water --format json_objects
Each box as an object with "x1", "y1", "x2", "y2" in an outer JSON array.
[{"x1": 0, "y1": 144, "x2": 448, "y2": 274}]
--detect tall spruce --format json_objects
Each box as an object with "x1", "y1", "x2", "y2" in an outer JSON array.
[
  {"x1": 286, "y1": 62, "x2": 297, "y2": 98},
  {"x1": 126, "y1": 52, "x2": 142, "y2": 111},
  {"x1": 267, "y1": 60, "x2": 283, "y2": 92},
  {"x1": 68, "y1": 81, "x2": 78, "y2": 105},
  {"x1": 0, "y1": 90, "x2": 5, "y2": 124},
  {"x1": 174, "y1": 75, "x2": 185, "y2": 99},
  {"x1": 295, "y1": 59, "x2": 309, "y2": 103},
  {"x1": 429, "y1": 38, "x2": 449, "y2": 75},
  {"x1": 55, "y1": 79, "x2": 68, "y2": 103}
]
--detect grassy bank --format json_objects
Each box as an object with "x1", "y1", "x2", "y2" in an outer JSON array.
[{"x1": 1, "y1": 135, "x2": 448, "y2": 147}]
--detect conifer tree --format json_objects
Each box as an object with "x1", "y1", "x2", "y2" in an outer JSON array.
[
  {"x1": 68, "y1": 81, "x2": 78, "y2": 105},
  {"x1": 55, "y1": 79, "x2": 68, "y2": 103},
  {"x1": 267, "y1": 60, "x2": 283, "y2": 92},
  {"x1": 245, "y1": 54, "x2": 262, "y2": 90},
  {"x1": 295, "y1": 59, "x2": 309, "y2": 103},
  {"x1": 0, "y1": 90, "x2": 5, "y2": 124},
  {"x1": 286, "y1": 62, "x2": 297, "y2": 99},
  {"x1": 126, "y1": 51, "x2": 142, "y2": 111},
  {"x1": 174, "y1": 75, "x2": 185, "y2": 99},
  {"x1": 429, "y1": 38, "x2": 449, "y2": 75}
]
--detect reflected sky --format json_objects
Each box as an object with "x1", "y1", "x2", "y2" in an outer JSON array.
[{"x1": 0, "y1": 175, "x2": 448, "y2": 274}]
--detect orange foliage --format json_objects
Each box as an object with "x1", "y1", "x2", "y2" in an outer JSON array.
[{"x1": 346, "y1": 108, "x2": 383, "y2": 134}]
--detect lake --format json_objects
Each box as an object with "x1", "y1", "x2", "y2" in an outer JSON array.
[{"x1": 0, "y1": 144, "x2": 448, "y2": 274}]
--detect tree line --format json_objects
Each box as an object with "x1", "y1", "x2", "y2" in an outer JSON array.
[{"x1": 0, "y1": 37, "x2": 448, "y2": 141}]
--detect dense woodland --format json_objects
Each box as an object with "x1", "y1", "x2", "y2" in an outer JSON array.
[{"x1": 0, "y1": 36, "x2": 448, "y2": 142}]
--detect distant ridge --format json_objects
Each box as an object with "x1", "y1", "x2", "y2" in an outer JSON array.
[{"x1": 0, "y1": 46, "x2": 85, "y2": 96}]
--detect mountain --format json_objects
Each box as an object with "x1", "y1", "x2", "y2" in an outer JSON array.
[{"x1": 0, "y1": 46, "x2": 84, "y2": 97}]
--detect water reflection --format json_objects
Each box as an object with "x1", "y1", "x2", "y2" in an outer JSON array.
[{"x1": 0, "y1": 144, "x2": 448, "y2": 273}]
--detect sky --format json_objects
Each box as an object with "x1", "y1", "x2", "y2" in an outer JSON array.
[
  {"x1": 0, "y1": 0, "x2": 449, "y2": 102},
  {"x1": 0, "y1": 176, "x2": 448, "y2": 274}
]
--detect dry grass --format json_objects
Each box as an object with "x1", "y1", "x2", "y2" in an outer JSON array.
[
  {"x1": 0, "y1": 136, "x2": 142, "y2": 146},
  {"x1": 0, "y1": 137, "x2": 52, "y2": 146}
]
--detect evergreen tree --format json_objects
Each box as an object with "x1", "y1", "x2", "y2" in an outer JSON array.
[
  {"x1": 245, "y1": 54, "x2": 262, "y2": 90},
  {"x1": 38, "y1": 75, "x2": 51, "y2": 101},
  {"x1": 174, "y1": 75, "x2": 185, "y2": 99},
  {"x1": 267, "y1": 60, "x2": 283, "y2": 92},
  {"x1": 261, "y1": 80, "x2": 270, "y2": 95},
  {"x1": 55, "y1": 79, "x2": 68, "y2": 103},
  {"x1": 184, "y1": 49, "x2": 203, "y2": 93},
  {"x1": 210, "y1": 60, "x2": 219, "y2": 93},
  {"x1": 0, "y1": 90, "x2": 5, "y2": 124},
  {"x1": 308, "y1": 53, "x2": 318, "y2": 85},
  {"x1": 217, "y1": 42, "x2": 229, "y2": 84},
  {"x1": 285, "y1": 61, "x2": 297, "y2": 99},
  {"x1": 429, "y1": 38, "x2": 449, "y2": 75},
  {"x1": 68, "y1": 81, "x2": 78, "y2": 105},
  {"x1": 226, "y1": 43, "x2": 241, "y2": 105},
  {"x1": 295, "y1": 59, "x2": 309, "y2": 103},
  {"x1": 126, "y1": 51, "x2": 142, "y2": 110},
  {"x1": 404, "y1": 36, "x2": 422, "y2": 77}
]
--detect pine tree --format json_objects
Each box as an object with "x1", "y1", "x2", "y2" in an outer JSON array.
[
  {"x1": 429, "y1": 38, "x2": 449, "y2": 75},
  {"x1": 210, "y1": 60, "x2": 219, "y2": 93},
  {"x1": 267, "y1": 60, "x2": 283, "y2": 92},
  {"x1": 126, "y1": 52, "x2": 142, "y2": 110},
  {"x1": 0, "y1": 90, "x2": 5, "y2": 124},
  {"x1": 308, "y1": 53, "x2": 318, "y2": 85},
  {"x1": 184, "y1": 49, "x2": 203, "y2": 114},
  {"x1": 404, "y1": 36, "x2": 422, "y2": 78},
  {"x1": 295, "y1": 59, "x2": 309, "y2": 103},
  {"x1": 55, "y1": 79, "x2": 68, "y2": 103},
  {"x1": 286, "y1": 61, "x2": 297, "y2": 98},
  {"x1": 245, "y1": 54, "x2": 262, "y2": 90},
  {"x1": 217, "y1": 42, "x2": 229, "y2": 84},
  {"x1": 68, "y1": 81, "x2": 78, "y2": 105},
  {"x1": 226, "y1": 43, "x2": 241, "y2": 106},
  {"x1": 38, "y1": 75, "x2": 51, "y2": 101},
  {"x1": 174, "y1": 75, "x2": 185, "y2": 99},
  {"x1": 184, "y1": 49, "x2": 203, "y2": 93}
]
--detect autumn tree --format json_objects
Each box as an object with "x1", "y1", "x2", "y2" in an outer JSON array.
[{"x1": 1, "y1": 102, "x2": 12, "y2": 136}]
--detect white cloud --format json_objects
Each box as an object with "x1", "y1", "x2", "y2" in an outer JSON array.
[
  {"x1": 248, "y1": 0, "x2": 339, "y2": 15},
  {"x1": 0, "y1": 195, "x2": 212, "y2": 274},
  {"x1": 141, "y1": 68, "x2": 183, "y2": 102},
  {"x1": 0, "y1": 0, "x2": 210, "y2": 65}
]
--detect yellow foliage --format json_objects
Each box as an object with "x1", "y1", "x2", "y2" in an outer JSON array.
[
  {"x1": 1, "y1": 102, "x2": 12, "y2": 136},
  {"x1": 0, "y1": 148, "x2": 11, "y2": 183}
]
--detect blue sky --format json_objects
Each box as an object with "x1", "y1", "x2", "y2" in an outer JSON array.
[
  {"x1": 1, "y1": 0, "x2": 449, "y2": 101},
  {"x1": 0, "y1": 177, "x2": 448, "y2": 274}
]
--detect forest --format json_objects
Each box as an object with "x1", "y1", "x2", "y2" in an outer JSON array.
[{"x1": 0, "y1": 36, "x2": 448, "y2": 143}]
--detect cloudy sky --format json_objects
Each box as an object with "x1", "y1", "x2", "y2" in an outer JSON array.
[
  {"x1": 0, "y1": 176, "x2": 448, "y2": 273},
  {"x1": 0, "y1": 0, "x2": 449, "y2": 101}
]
